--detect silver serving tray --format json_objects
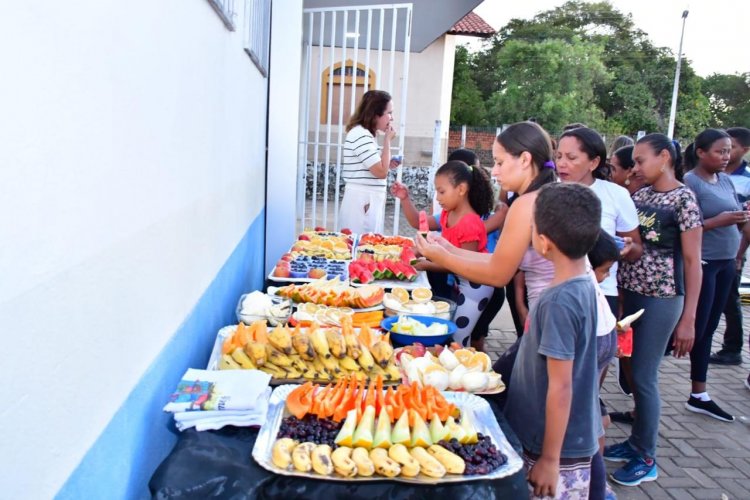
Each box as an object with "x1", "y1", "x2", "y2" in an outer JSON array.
[{"x1": 252, "y1": 384, "x2": 523, "y2": 484}]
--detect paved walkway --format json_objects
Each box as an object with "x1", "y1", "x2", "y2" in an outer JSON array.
[{"x1": 485, "y1": 305, "x2": 750, "y2": 500}]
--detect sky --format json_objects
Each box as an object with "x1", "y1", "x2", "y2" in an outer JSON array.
[{"x1": 463, "y1": 0, "x2": 749, "y2": 77}]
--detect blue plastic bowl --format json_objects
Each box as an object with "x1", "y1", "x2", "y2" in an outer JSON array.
[{"x1": 381, "y1": 315, "x2": 457, "y2": 347}]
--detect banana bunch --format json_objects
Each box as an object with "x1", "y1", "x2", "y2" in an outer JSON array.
[
  {"x1": 218, "y1": 320, "x2": 400, "y2": 383},
  {"x1": 271, "y1": 439, "x2": 465, "y2": 479}
]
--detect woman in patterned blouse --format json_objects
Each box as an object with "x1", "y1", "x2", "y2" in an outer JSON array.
[{"x1": 604, "y1": 134, "x2": 703, "y2": 487}]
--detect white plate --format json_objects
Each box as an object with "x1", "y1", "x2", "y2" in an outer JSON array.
[{"x1": 252, "y1": 385, "x2": 523, "y2": 484}]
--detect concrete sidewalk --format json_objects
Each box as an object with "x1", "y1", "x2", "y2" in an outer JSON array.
[{"x1": 485, "y1": 303, "x2": 750, "y2": 500}]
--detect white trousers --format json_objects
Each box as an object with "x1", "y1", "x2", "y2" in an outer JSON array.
[{"x1": 339, "y1": 183, "x2": 386, "y2": 234}]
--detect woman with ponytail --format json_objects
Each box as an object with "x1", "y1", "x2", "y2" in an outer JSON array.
[
  {"x1": 683, "y1": 128, "x2": 749, "y2": 422},
  {"x1": 414, "y1": 121, "x2": 557, "y2": 290},
  {"x1": 604, "y1": 134, "x2": 703, "y2": 487}
]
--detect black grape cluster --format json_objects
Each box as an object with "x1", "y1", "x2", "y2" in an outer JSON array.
[
  {"x1": 277, "y1": 415, "x2": 342, "y2": 446},
  {"x1": 437, "y1": 434, "x2": 507, "y2": 475}
]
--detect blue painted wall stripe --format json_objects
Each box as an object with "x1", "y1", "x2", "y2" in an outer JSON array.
[{"x1": 56, "y1": 211, "x2": 266, "y2": 500}]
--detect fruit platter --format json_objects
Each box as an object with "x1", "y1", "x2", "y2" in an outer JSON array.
[
  {"x1": 270, "y1": 256, "x2": 350, "y2": 282},
  {"x1": 272, "y1": 278, "x2": 385, "y2": 308},
  {"x1": 395, "y1": 343, "x2": 505, "y2": 395},
  {"x1": 290, "y1": 303, "x2": 384, "y2": 329},
  {"x1": 270, "y1": 229, "x2": 354, "y2": 282},
  {"x1": 355, "y1": 243, "x2": 416, "y2": 263},
  {"x1": 252, "y1": 381, "x2": 523, "y2": 483},
  {"x1": 293, "y1": 230, "x2": 354, "y2": 260},
  {"x1": 207, "y1": 318, "x2": 402, "y2": 384},
  {"x1": 357, "y1": 233, "x2": 415, "y2": 248}
]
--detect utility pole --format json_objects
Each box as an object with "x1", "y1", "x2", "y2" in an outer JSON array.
[{"x1": 667, "y1": 9, "x2": 689, "y2": 139}]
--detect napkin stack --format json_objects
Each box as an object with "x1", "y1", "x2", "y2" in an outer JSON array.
[{"x1": 164, "y1": 368, "x2": 272, "y2": 431}]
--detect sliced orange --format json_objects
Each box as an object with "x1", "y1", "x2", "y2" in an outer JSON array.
[
  {"x1": 391, "y1": 287, "x2": 409, "y2": 304},
  {"x1": 411, "y1": 287, "x2": 433, "y2": 303},
  {"x1": 434, "y1": 301, "x2": 451, "y2": 313}
]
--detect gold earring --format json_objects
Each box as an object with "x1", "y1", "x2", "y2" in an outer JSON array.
[{"x1": 661, "y1": 165, "x2": 666, "y2": 173}]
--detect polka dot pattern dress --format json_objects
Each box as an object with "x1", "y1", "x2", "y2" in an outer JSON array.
[{"x1": 452, "y1": 275, "x2": 495, "y2": 346}]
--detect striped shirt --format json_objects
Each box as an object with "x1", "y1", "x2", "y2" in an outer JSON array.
[{"x1": 342, "y1": 125, "x2": 386, "y2": 187}]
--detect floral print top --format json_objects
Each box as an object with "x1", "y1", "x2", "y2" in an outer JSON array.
[{"x1": 619, "y1": 186, "x2": 702, "y2": 297}]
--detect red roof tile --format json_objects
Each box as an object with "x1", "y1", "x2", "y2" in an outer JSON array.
[{"x1": 448, "y1": 11, "x2": 495, "y2": 38}]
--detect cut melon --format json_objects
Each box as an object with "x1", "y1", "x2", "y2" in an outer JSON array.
[
  {"x1": 334, "y1": 408, "x2": 358, "y2": 447},
  {"x1": 444, "y1": 416, "x2": 466, "y2": 443},
  {"x1": 352, "y1": 405, "x2": 376, "y2": 448},
  {"x1": 429, "y1": 414, "x2": 450, "y2": 443},
  {"x1": 372, "y1": 406, "x2": 393, "y2": 449},
  {"x1": 460, "y1": 409, "x2": 479, "y2": 444},
  {"x1": 410, "y1": 410, "x2": 432, "y2": 447},
  {"x1": 391, "y1": 409, "x2": 411, "y2": 446}
]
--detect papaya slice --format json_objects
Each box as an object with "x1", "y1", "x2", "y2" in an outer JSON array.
[
  {"x1": 286, "y1": 382, "x2": 315, "y2": 419},
  {"x1": 311, "y1": 383, "x2": 332, "y2": 417},
  {"x1": 356, "y1": 377, "x2": 367, "y2": 420},
  {"x1": 332, "y1": 377, "x2": 356, "y2": 422},
  {"x1": 375, "y1": 375, "x2": 384, "y2": 414},
  {"x1": 324, "y1": 379, "x2": 346, "y2": 418},
  {"x1": 253, "y1": 321, "x2": 269, "y2": 344},
  {"x1": 359, "y1": 324, "x2": 373, "y2": 348},
  {"x1": 365, "y1": 378, "x2": 377, "y2": 409}
]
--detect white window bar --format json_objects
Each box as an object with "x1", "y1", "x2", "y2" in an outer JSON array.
[
  {"x1": 244, "y1": 0, "x2": 271, "y2": 76},
  {"x1": 321, "y1": 11, "x2": 337, "y2": 230},
  {"x1": 298, "y1": 11, "x2": 315, "y2": 226},
  {"x1": 207, "y1": 0, "x2": 236, "y2": 30},
  {"x1": 311, "y1": 11, "x2": 329, "y2": 228},
  {"x1": 376, "y1": 8, "x2": 384, "y2": 89},
  {"x1": 327, "y1": 10, "x2": 348, "y2": 230},
  {"x1": 364, "y1": 9, "x2": 373, "y2": 93},
  {"x1": 392, "y1": 6, "x2": 412, "y2": 235}
]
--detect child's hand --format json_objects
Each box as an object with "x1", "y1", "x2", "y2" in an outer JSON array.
[
  {"x1": 528, "y1": 456, "x2": 559, "y2": 498},
  {"x1": 413, "y1": 258, "x2": 430, "y2": 271},
  {"x1": 390, "y1": 182, "x2": 409, "y2": 200},
  {"x1": 414, "y1": 232, "x2": 450, "y2": 262},
  {"x1": 619, "y1": 236, "x2": 634, "y2": 257}
]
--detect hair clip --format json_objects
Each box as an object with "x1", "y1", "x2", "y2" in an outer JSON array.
[{"x1": 543, "y1": 161, "x2": 556, "y2": 169}]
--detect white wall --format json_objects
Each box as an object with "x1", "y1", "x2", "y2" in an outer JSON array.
[
  {"x1": 0, "y1": 1, "x2": 272, "y2": 497},
  {"x1": 266, "y1": 0, "x2": 304, "y2": 275}
]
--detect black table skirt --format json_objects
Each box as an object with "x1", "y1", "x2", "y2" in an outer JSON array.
[{"x1": 149, "y1": 395, "x2": 527, "y2": 499}]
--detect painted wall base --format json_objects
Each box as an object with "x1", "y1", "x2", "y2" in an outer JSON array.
[{"x1": 56, "y1": 212, "x2": 265, "y2": 500}]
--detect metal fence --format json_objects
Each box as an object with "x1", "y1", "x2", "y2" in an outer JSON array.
[{"x1": 297, "y1": 3, "x2": 413, "y2": 234}]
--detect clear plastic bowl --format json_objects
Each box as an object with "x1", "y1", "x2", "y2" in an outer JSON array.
[
  {"x1": 384, "y1": 296, "x2": 456, "y2": 321},
  {"x1": 235, "y1": 294, "x2": 292, "y2": 326}
]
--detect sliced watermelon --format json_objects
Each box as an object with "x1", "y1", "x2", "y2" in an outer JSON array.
[
  {"x1": 361, "y1": 270, "x2": 374, "y2": 284},
  {"x1": 402, "y1": 265, "x2": 418, "y2": 281},
  {"x1": 392, "y1": 262, "x2": 406, "y2": 280},
  {"x1": 401, "y1": 247, "x2": 417, "y2": 265}
]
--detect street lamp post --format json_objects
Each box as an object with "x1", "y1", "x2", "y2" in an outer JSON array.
[{"x1": 667, "y1": 9, "x2": 689, "y2": 139}]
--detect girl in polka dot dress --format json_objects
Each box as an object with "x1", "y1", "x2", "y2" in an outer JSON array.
[{"x1": 391, "y1": 160, "x2": 495, "y2": 346}]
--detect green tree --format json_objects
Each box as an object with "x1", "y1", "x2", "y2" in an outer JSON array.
[
  {"x1": 450, "y1": 46, "x2": 488, "y2": 125},
  {"x1": 485, "y1": 38, "x2": 610, "y2": 133},
  {"x1": 451, "y1": 1, "x2": 712, "y2": 137},
  {"x1": 703, "y1": 72, "x2": 750, "y2": 128}
]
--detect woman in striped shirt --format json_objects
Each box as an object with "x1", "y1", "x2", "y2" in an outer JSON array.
[{"x1": 339, "y1": 90, "x2": 399, "y2": 234}]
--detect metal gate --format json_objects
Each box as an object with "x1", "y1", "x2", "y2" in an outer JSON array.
[{"x1": 296, "y1": 3, "x2": 413, "y2": 234}]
